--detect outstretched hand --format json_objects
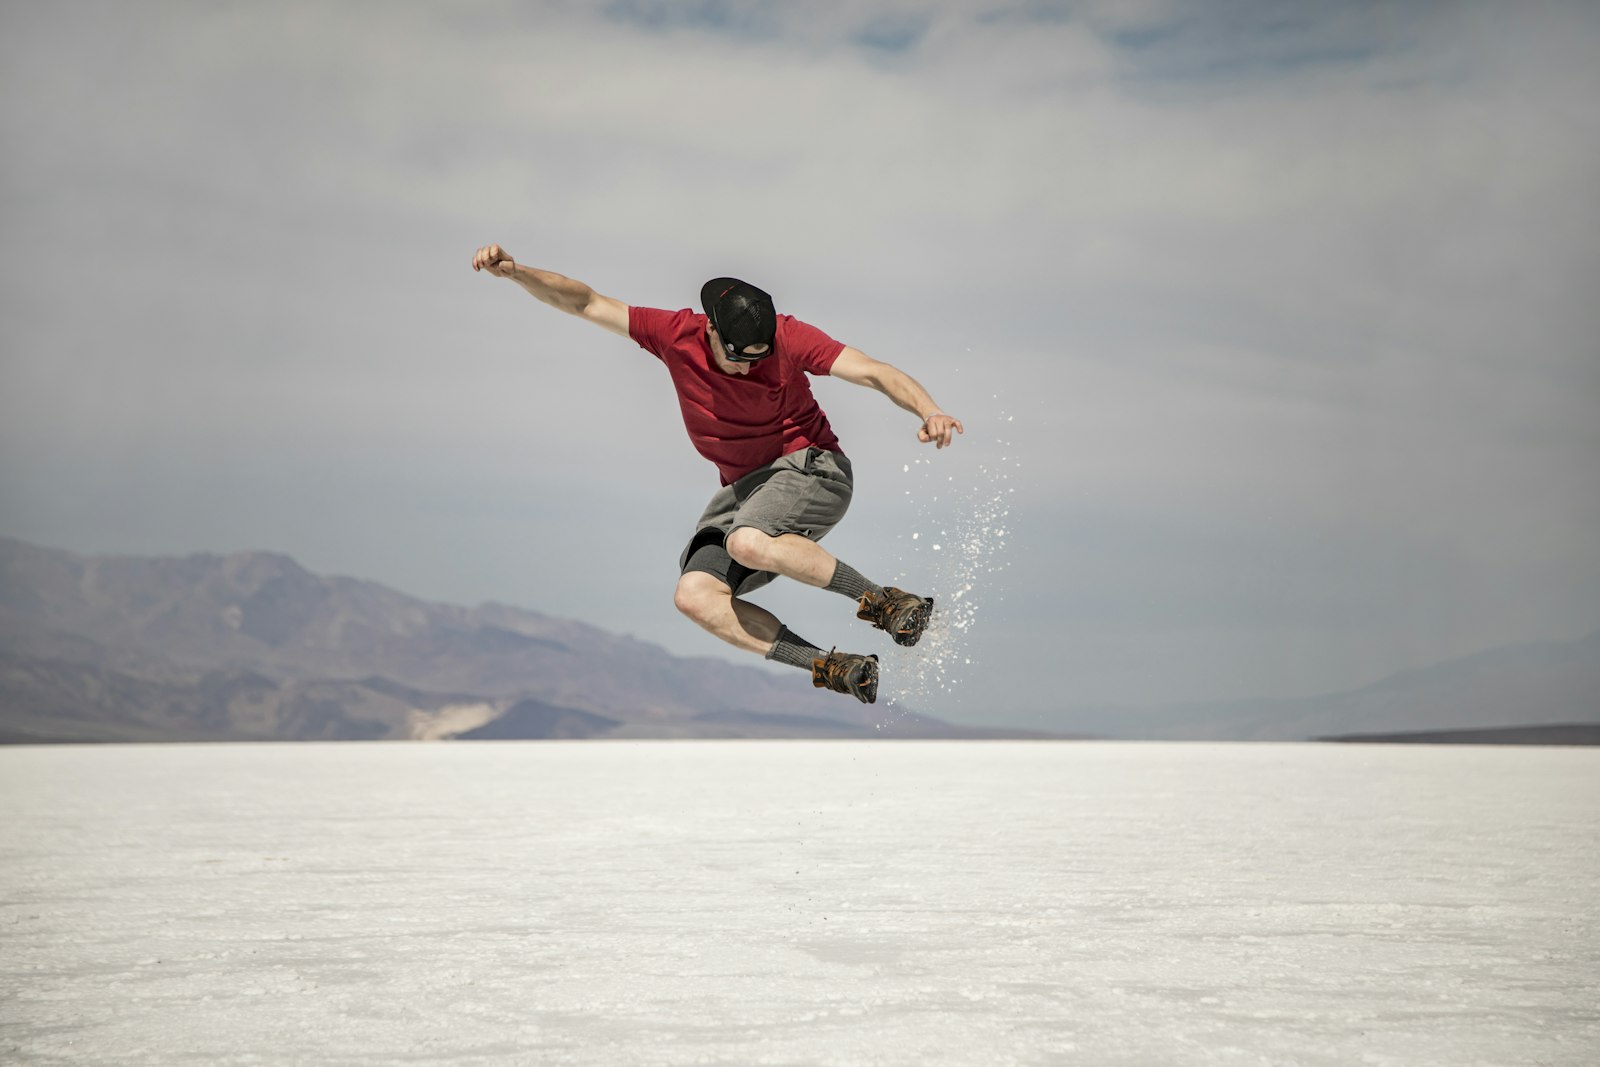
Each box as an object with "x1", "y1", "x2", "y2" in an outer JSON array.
[
  {"x1": 918, "y1": 413, "x2": 964, "y2": 449},
  {"x1": 471, "y1": 244, "x2": 518, "y2": 278}
]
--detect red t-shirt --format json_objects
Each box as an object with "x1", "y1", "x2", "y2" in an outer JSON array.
[{"x1": 629, "y1": 306, "x2": 846, "y2": 485}]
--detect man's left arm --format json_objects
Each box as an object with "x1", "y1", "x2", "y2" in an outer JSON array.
[{"x1": 829, "y1": 347, "x2": 964, "y2": 449}]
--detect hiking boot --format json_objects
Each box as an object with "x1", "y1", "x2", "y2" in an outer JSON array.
[
  {"x1": 856, "y1": 586, "x2": 934, "y2": 647},
  {"x1": 811, "y1": 649, "x2": 879, "y2": 704}
]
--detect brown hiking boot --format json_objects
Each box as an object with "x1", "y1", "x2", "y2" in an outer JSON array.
[
  {"x1": 811, "y1": 649, "x2": 879, "y2": 704},
  {"x1": 856, "y1": 586, "x2": 934, "y2": 647}
]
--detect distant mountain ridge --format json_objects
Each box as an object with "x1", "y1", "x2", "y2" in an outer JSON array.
[
  {"x1": 0, "y1": 537, "x2": 1052, "y2": 743},
  {"x1": 1049, "y1": 629, "x2": 1600, "y2": 741},
  {"x1": 3, "y1": 536, "x2": 1592, "y2": 743},
  {"x1": 1321, "y1": 724, "x2": 1600, "y2": 745}
]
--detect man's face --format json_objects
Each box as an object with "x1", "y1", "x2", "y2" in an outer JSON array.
[{"x1": 706, "y1": 325, "x2": 770, "y2": 376}]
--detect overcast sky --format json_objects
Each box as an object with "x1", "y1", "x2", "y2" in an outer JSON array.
[{"x1": 2, "y1": 0, "x2": 1597, "y2": 726}]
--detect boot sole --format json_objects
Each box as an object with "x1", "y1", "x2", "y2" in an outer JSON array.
[
  {"x1": 892, "y1": 599, "x2": 934, "y2": 647},
  {"x1": 813, "y1": 653, "x2": 879, "y2": 703}
]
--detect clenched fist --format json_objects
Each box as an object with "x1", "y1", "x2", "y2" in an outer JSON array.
[{"x1": 471, "y1": 244, "x2": 517, "y2": 278}]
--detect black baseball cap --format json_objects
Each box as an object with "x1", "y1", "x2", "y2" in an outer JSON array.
[{"x1": 701, "y1": 277, "x2": 777, "y2": 358}]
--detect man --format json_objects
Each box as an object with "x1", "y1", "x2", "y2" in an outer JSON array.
[{"x1": 471, "y1": 244, "x2": 963, "y2": 703}]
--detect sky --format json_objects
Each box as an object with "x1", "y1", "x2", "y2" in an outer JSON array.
[{"x1": 2, "y1": 0, "x2": 1597, "y2": 727}]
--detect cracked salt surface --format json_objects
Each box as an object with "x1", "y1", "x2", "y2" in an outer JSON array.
[{"x1": 2, "y1": 741, "x2": 1597, "y2": 1066}]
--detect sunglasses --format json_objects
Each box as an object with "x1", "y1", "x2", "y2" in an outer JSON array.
[{"x1": 721, "y1": 340, "x2": 773, "y2": 363}]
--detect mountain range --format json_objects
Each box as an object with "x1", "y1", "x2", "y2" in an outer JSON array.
[
  {"x1": 2, "y1": 537, "x2": 1594, "y2": 743},
  {"x1": 0, "y1": 537, "x2": 1052, "y2": 743},
  {"x1": 1043, "y1": 629, "x2": 1600, "y2": 741}
]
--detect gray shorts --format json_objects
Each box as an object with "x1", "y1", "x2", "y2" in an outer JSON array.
[{"x1": 679, "y1": 447, "x2": 854, "y2": 597}]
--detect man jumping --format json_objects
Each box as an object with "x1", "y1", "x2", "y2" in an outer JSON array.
[{"x1": 471, "y1": 244, "x2": 963, "y2": 703}]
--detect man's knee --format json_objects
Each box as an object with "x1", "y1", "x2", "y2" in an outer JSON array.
[
  {"x1": 725, "y1": 526, "x2": 773, "y2": 570},
  {"x1": 674, "y1": 571, "x2": 730, "y2": 623}
]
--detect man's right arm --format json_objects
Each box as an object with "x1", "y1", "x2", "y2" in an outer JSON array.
[{"x1": 471, "y1": 244, "x2": 631, "y2": 339}]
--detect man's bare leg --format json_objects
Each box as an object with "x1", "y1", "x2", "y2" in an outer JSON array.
[
  {"x1": 673, "y1": 568, "x2": 882, "y2": 703},
  {"x1": 724, "y1": 526, "x2": 933, "y2": 648},
  {"x1": 723, "y1": 528, "x2": 840, "y2": 587},
  {"x1": 673, "y1": 570, "x2": 783, "y2": 654}
]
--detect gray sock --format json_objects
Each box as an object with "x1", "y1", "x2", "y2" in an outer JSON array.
[
  {"x1": 766, "y1": 626, "x2": 824, "y2": 670},
  {"x1": 825, "y1": 560, "x2": 883, "y2": 602}
]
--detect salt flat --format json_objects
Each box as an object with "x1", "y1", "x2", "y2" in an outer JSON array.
[{"x1": 1, "y1": 741, "x2": 1596, "y2": 1066}]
